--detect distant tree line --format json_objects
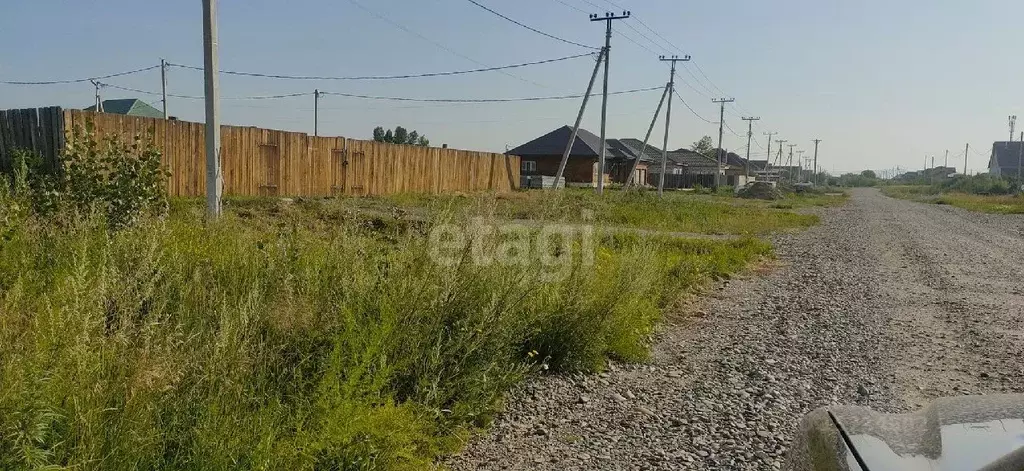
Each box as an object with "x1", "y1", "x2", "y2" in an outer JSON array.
[{"x1": 373, "y1": 126, "x2": 429, "y2": 147}]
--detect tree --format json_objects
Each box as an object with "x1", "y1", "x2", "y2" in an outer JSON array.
[
  {"x1": 691, "y1": 136, "x2": 715, "y2": 158},
  {"x1": 860, "y1": 170, "x2": 877, "y2": 179},
  {"x1": 393, "y1": 126, "x2": 409, "y2": 145},
  {"x1": 371, "y1": 126, "x2": 430, "y2": 146}
]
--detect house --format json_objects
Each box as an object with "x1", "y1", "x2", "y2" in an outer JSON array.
[
  {"x1": 509, "y1": 126, "x2": 650, "y2": 187},
  {"x1": 988, "y1": 142, "x2": 1024, "y2": 176},
  {"x1": 83, "y1": 98, "x2": 163, "y2": 118},
  {"x1": 649, "y1": 149, "x2": 723, "y2": 189}
]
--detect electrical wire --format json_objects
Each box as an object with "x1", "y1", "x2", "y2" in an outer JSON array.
[
  {"x1": 0, "y1": 64, "x2": 160, "y2": 85},
  {"x1": 672, "y1": 88, "x2": 715, "y2": 124},
  {"x1": 691, "y1": 60, "x2": 727, "y2": 97},
  {"x1": 100, "y1": 82, "x2": 312, "y2": 100},
  {"x1": 100, "y1": 82, "x2": 660, "y2": 103},
  {"x1": 320, "y1": 85, "x2": 661, "y2": 103},
  {"x1": 167, "y1": 52, "x2": 593, "y2": 81},
  {"x1": 463, "y1": 0, "x2": 597, "y2": 49},
  {"x1": 552, "y1": 0, "x2": 587, "y2": 14},
  {"x1": 724, "y1": 121, "x2": 744, "y2": 138},
  {"x1": 345, "y1": 0, "x2": 549, "y2": 89}
]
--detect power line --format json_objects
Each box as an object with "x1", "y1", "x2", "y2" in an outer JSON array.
[
  {"x1": 691, "y1": 60, "x2": 727, "y2": 96},
  {"x1": 320, "y1": 85, "x2": 662, "y2": 103},
  {"x1": 673, "y1": 88, "x2": 715, "y2": 124},
  {"x1": 167, "y1": 52, "x2": 593, "y2": 81},
  {"x1": 101, "y1": 82, "x2": 311, "y2": 100},
  {"x1": 0, "y1": 64, "x2": 160, "y2": 85},
  {"x1": 463, "y1": 0, "x2": 597, "y2": 49},
  {"x1": 345, "y1": 0, "x2": 548, "y2": 89}
]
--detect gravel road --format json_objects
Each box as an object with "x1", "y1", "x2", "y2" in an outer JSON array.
[{"x1": 447, "y1": 188, "x2": 1024, "y2": 470}]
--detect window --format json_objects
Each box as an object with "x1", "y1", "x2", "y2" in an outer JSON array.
[
  {"x1": 672, "y1": 168, "x2": 683, "y2": 175},
  {"x1": 521, "y1": 160, "x2": 537, "y2": 172}
]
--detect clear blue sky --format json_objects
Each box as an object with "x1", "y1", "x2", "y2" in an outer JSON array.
[{"x1": 3, "y1": 0, "x2": 1022, "y2": 175}]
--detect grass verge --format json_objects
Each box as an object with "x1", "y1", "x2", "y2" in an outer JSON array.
[
  {"x1": 881, "y1": 185, "x2": 1024, "y2": 214},
  {"x1": 0, "y1": 190, "x2": 795, "y2": 470}
]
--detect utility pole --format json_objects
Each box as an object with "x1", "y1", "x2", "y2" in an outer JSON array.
[
  {"x1": 965, "y1": 143, "x2": 969, "y2": 175},
  {"x1": 787, "y1": 144, "x2": 797, "y2": 182},
  {"x1": 742, "y1": 117, "x2": 760, "y2": 181},
  {"x1": 775, "y1": 139, "x2": 787, "y2": 182},
  {"x1": 944, "y1": 149, "x2": 948, "y2": 170},
  {"x1": 764, "y1": 131, "x2": 777, "y2": 180},
  {"x1": 590, "y1": 11, "x2": 630, "y2": 195},
  {"x1": 796, "y1": 150, "x2": 805, "y2": 182},
  {"x1": 202, "y1": 0, "x2": 222, "y2": 218},
  {"x1": 624, "y1": 82, "x2": 669, "y2": 189},
  {"x1": 712, "y1": 97, "x2": 735, "y2": 188},
  {"x1": 657, "y1": 55, "x2": 689, "y2": 196},
  {"x1": 812, "y1": 139, "x2": 821, "y2": 186},
  {"x1": 160, "y1": 59, "x2": 168, "y2": 118},
  {"x1": 1011, "y1": 115, "x2": 1018, "y2": 142},
  {"x1": 90, "y1": 80, "x2": 104, "y2": 112},
  {"x1": 554, "y1": 48, "x2": 606, "y2": 189},
  {"x1": 314, "y1": 89, "x2": 320, "y2": 137},
  {"x1": 1018, "y1": 132, "x2": 1023, "y2": 184}
]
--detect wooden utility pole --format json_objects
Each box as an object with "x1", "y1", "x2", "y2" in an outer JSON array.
[
  {"x1": 553, "y1": 48, "x2": 605, "y2": 189},
  {"x1": 712, "y1": 98, "x2": 735, "y2": 188},
  {"x1": 742, "y1": 117, "x2": 760, "y2": 181},
  {"x1": 590, "y1": 11, "x2": 630, "y2": 195},
  {"x1": 203, "y1": 0, "x2": 223, "y2": 218}
]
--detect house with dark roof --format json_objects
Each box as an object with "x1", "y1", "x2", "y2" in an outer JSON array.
[
  {"x1": 83, "y1": 98, "x2": 163, "y2": 118},
  {"x1": 507, "y1": 126, "x2": 652, "y2": 186},
  {"x1": 989, "y1": 142, "x2": 1024, "y2": 176}
]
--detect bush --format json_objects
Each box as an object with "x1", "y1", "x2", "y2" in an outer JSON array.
[{"x1": 1, "y1": 122, "x2": 169, "y2": 229}]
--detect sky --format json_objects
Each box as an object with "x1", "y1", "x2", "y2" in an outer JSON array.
[{"x1": 2, "y1": 0, "x2": 1023, "y2": 175}]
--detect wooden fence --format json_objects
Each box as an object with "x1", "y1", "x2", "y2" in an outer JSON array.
[
  {"x1": 0, "y1": 107, "x2": 64, "y2": 175},
  {"x1": 2, "y1": 107, "x2": 520, "y2": 196}
]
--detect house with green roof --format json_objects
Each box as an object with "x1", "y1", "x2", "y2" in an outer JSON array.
[{"x1": 83, "y1": 98, "x2": 163, "y2": 118}]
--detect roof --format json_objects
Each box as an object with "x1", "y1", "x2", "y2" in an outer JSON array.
[
  {"x1": 610, "y1": 138, "x2": 663, "y2": 162},
  {"x1": 749, "y1": 160, "x2": 770, "y2": 171},
  {"x1": 666, "y1": 149, "x2": 720, "y2": 168},
  {"x1": 989, "y1": 142, "x2": 1024, "y2": 169},
  {"x1": 508, "y1": 125, "x2": 603, "y2": 157},
  {"x1": 83, "y1": 98, "x2": 164, "y2": 118}
]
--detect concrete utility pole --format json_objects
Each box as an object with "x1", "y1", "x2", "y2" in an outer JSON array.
[
  {"x1": 764, "y1": 132, "x2": 777, "y2": 179},
  {"x1": 812, "y1": 139, "x2": 821, "y2": 186},
  {"x1": 965, "y1": 143, "x2": 969, "y2": 175},
  {"x1": 1018, "y1": 132, "x2": 1023, "y2": 183},
  {"x1": 787, "y1": 144, "x2": 797, "y2": 182},
  {"x1": 554, "y1": 48, "x2": 606, "y2": 189},
  {"x1": 625, "y1": 82, "x2": 669, "y2": 189},
  {"x1": 742, "y1": 117, "x2": 760, "y2": 181},
  {"x1": 944, "y1": 149, "x2": 948, "y2": 170},
  {"x1": 712, "y1": 98, "x2": 735, "y2": 188},
  {"x1": 796, "y1": 150, "x2": 806, "y2": 182},
  {"x1": 1011, "y1": 115, "x2": 1018, "y2": 142},
  {"x1": 314, "y1": 89, "x2": 320, "y2": 137},
  {"x1": 202, "y1": 0, "x2": 222, "y2": 218},
  {"x1": 160, "y1": 59, "x2": 168, "y2": 118},
  {"x1": 656, "y1": 55, "x2": 690, "y2": 196},
  {"x1": 591, "y1": 11, "x2": 630, "y2": 195},
  {"x1": 775, "y1": 139, "x2": 787, "y2": 182},
  {"x1": 90, "y1": 80, "x2": 104, "y2": 112}
]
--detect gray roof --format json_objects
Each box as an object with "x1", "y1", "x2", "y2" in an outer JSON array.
[
  {"x1": 990, "y1": 142, "x2": 1024, "y2": 169},
  {"x1": 508, "y1": 126, "x2": 659, "y2": 162},
  {"x1": 667, "y1": 149, "x2": 720, "y2": 168},
  {"x1": 749, "y1": 160, "x2": 770, "y2": 171},
  {"x1": 508, "y1": 125, "x2": 603, "y2": 157},
  {"x1": 83, "y1": 98, "x2": 163, "y2": 118}
]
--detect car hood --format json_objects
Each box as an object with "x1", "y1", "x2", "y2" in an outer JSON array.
[{"x1": 785, "y1": 394, "x2": 1024, "y2": 471}]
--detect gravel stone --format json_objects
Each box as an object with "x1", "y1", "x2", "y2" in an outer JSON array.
[{"x1": 447, "y1": 189, "x2": 1024, "y2": 470}]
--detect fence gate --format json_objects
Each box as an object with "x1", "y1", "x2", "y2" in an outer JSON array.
[
  {"x1": 331, "y1": 148, "x2": 346, "y2": 195},
  {"x1": 259, "y1": 143, "x2": 280, "y2": 196}
]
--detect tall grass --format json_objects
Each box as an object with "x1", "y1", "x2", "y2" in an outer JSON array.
[{"x1": 0, "y1": 200, "x2": 770, "y2": 469}]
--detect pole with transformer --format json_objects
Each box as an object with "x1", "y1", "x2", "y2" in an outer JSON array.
[
  {"x1": 712, "y1": 98, "x2": 735, "y2": 188},
  {"x1": 553, "y1": 48, "x2": 606, "y2": 189},
  {"x1": 590, "y1": 11, "x2": 630, "y2": 195},
  {"x1": 202, "y1": 0, "x2": 223, "y2": 218},
  {"x1": 742, "y1": 117, "x2": 760, "y2": 181}
]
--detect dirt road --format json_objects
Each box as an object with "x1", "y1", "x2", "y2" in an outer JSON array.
[{"x1": 448, "y1": 188, "x2": 1024, "y2": 470}]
